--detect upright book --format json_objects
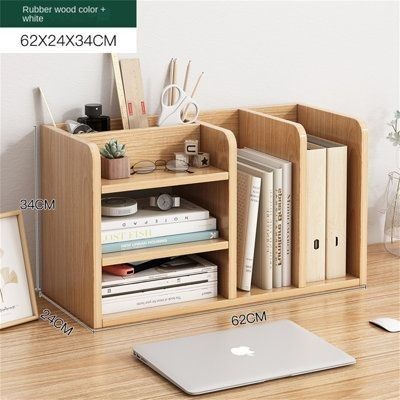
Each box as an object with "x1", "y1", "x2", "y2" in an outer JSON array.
[
  {"x1": 239, "y1": 148, "x2": 292, "y2": 287},
  {"x1": 237, "y1": 161, "x2": 274, "y2": 290},
  {"x1": 238, "y1": 152, "x2": 283, "y2": 288},
  {"x1": 237, "y1": 170, "x2": 261, "y2": 291},
  {"x1": 306, "y1": 143, "x2": 327, "y2": 282},
  {"x1": 308, "y1": 135, "x2": 347, "y2": 279}
]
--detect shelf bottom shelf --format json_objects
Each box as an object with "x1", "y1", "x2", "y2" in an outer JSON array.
[
  {"x1": 102, "y1": 238, "x2": 229, "y2": 266},
  {"x1": 101, "y1": 275, "x2": 361, "y2": 328}
]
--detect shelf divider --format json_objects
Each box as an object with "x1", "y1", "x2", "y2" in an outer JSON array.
[
  {"x1": 101, "y1": 167, "x2": 229, "y2": 194},
  {"x1": 102, "y1": 239, "x2": 229, "y2": 266}
]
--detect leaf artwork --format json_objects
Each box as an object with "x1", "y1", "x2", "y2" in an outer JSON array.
[{"x1": 0, "y1": 267, "x2": 18, "y2": 303}]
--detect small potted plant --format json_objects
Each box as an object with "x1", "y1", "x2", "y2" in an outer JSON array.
[{"x1": 100, "y1": 138, "x2": 130, "y2": 179}]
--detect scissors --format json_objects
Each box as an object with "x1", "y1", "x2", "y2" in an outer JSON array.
[{"x1": 157, "y1": 84, "x2": 199, "y2": 126}]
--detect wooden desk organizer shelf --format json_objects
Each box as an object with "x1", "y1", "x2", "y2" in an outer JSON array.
[{"x1": 41, "y1": 104, "x2": 367, "y2": 330}]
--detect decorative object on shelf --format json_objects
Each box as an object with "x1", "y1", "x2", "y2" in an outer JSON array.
[
  {"x1": 0, "y1": 211, "x2": 38, "y2": 330},
  {"x1": 102, "y1": 264, "x2": 134, "y2": 277},
  {"x1": 157, "y1": 58, "x2": 203, "y2": 126},
  {"x1": 174, "y1": 152, "x2": 190, "y2": 164},
  {"x1": 130, "y1": 159, "x2": 193, "y2": 175},
  {"x1": 100, "y1": 138, "x2": 130, "y2": 179},
  {"x1": 101, "y1": 197, "x2": 138, "y2": 217},
  {"x1": 383, "y1": 111, "x2": 400, "y2": 257},
  {"x1": 150, "y1": 194, "x2": 181, "y2": 211},
  {"x1": 65, "y1": 119, "x2": 94, "y2": 134},
  {"x1": 157, "y1": 84, "x2": 199, "y2": 126},
  {"x1": 192, "y1": 152, "x2": 210, "y2": 168},
  {"x1": 184, "y1": 139, "x2": 199, "y2": 155},
  {"x1": 78, "y1": 103, "x2": 110, "y2": 131}
]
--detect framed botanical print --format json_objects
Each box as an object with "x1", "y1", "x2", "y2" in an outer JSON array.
[{"x1": 0, "y1": 210, "x2": 38, "y2": 329}]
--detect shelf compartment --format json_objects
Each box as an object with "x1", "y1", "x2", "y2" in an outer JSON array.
[
  {"x1": 236, "y1": 274, "x2": 361, "y2": 300},
  {"x1": 102, "y1": 275, "x2": 362, "y2": 328},
  {"x1": 101, "y1": 166, "x2": 229, "y2": 194},
  {"x1": 102, "y1": 295, "x2": 232, "y2": 327},
  {"x1": 102, "y1": 238, "x2": 229, "y2": 266}
]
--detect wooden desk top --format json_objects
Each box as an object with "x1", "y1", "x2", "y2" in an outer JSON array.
[{"x1": 1, "y1": 244, "x2": 399, "y2": 399}]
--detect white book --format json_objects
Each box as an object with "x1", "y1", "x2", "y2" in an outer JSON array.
[
  {"x1": 102, "y1": 271, "x2": 217, "y2": 296},
  {"x1": 240, "y1": 148, "x2": 292, "y2": 286},
  {"x1": 307, "y1": 135, "x2": 347, "y2": 279},
  {"x1": 102, "y1": 281, "x2": 217, "y2": 314},
  {"x1": 101, "y1": 198, "x2": 209, "y2": 231},
  {"x1": 237, "y1": 162, "x2": 274, "y2": 290},
  {"x1": 101, "y1": 217, "x2": 217, "y2": 244},
  {"x1": 238, "y1": 152, "x2": 283, "y2": 288},
  {"x1": 102, "y1": 255, "x2": 217, "y2": 287},
  {"x1": 237, "y1": 170, "x2": 261, "y2": 291}
]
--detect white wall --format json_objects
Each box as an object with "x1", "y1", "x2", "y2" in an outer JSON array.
[{"x1": 1, "y1": 1, "x2": 399, "y2": 274}]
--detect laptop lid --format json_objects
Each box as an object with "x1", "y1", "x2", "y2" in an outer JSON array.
[{"x1": 133, "y1": 319, "x2": 355, "y2": 395}]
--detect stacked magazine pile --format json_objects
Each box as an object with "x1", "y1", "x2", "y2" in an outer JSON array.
[{"x1": 102, "y1": 255, "x2": 218, "y2": 314}]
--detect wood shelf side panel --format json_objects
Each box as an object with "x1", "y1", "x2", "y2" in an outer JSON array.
[
  {"x1": 176, "y1": 124, "x2": 237, "y2": 299},
  {"x1": 297, "y1": 105, "x2": 368, "y2": 284},
  {"x1": 41, "y1": 126, "x2": 102, "y2": 328},
  {"x1": 237, "y1": 109, "x2": 308, "y2": 288},
  {"x1": 80, "y1": 124, "x2": 200, "y2": 166}
]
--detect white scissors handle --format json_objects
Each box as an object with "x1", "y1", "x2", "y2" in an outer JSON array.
[{"x1": 157, "y1": 84, "x2": 199, "y2": 126}]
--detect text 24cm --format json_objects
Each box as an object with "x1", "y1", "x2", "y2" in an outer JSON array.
[{"x1": 40, "y1": 309, "x2": 73, "y2": 335}]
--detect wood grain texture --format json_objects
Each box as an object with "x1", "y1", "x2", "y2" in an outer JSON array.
[
  {"x1": 101, "y1": 166, "x2": 228, "y2": 194},
  {"x1": 0, "y1": 244, "x2": 398, "y2": 400},
  {"x1": 177, "y1": 122, "x2": 238, "y2": 300},
  {"x1": 80, "y1": 124, "x2": 200, "y2": 165},
  {"x1": 102, "y1": 239, "x2": 229, "y2": 266},
  {"x1": 297, "y1": 104, "x2": 368, "y2": 285},
  {"x1": 41, "y1": 126, "x2": 102, "y2": 328}
]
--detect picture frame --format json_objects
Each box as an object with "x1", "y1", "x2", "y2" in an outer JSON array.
[{"x1": 0, "y1": 210, "x2": 38, "y2": 329}]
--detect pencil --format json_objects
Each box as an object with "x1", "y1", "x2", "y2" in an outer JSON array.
[
  {"x1": 168, "y1": 58, "x2": 174, "y2": 105},
  {"x1": 171, "y1": 58, "x2": 178, "y2": 105},
  {"x1": 190, "y1": 71, "x2": 204, "y2": 98},
  {"x1": 183, "y1": 72, "x2": 204, "y2": 122},
  {"x1": 183, "y1": 60, "x2": 191, "y2": 92},
  {"x1": 38, "y1": 87, "x2": 56, "y2": 127}
]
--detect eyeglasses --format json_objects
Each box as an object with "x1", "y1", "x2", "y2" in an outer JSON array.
[{"x1": 130, "y1": 159, "x2": 193, "y2": 175}]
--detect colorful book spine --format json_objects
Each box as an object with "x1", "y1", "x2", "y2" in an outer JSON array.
[
  {"x1": 102, "y1": 229, "x2": 219, "y2": 253},
  {"x1": 101, "y1": 217, "x2": 217, "y2": 244}
]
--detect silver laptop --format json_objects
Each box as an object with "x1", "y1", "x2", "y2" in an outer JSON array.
[{"x1": 133, "y1": 319, "x2": 355, "y2": 395}]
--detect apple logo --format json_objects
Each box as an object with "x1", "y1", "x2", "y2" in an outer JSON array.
[{"x1": 230, "y1": 346, "x2": 255, "y2": 357}]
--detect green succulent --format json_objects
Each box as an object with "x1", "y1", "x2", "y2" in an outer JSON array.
[{"x1": 100, "y1": 138, "x2": 126, "y2": 159}]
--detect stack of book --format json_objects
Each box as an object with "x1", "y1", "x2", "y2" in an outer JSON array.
[
  {"x1": 101, "y1": 198, "x2": 219, "y2": 253},
  {"x1": 236, "y1": 148, "x2": 292, "y2": 291},
  {"x1": 102, "y1": 255, "x2": 218, "y2": 314}
]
